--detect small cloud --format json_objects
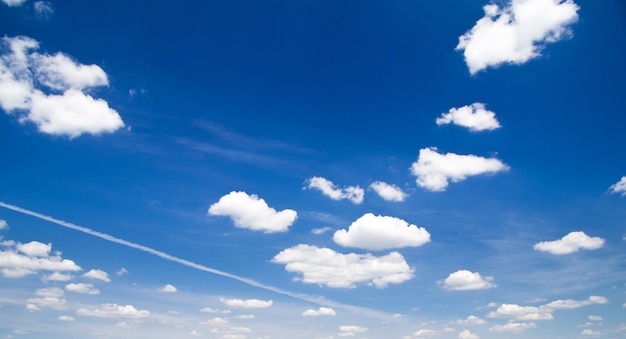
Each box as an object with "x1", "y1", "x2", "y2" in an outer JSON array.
[
  {"x1": 581, "y1": 329, "x2": 601, "y2": 336},
  {"x1": 412, "y1": 329, "x2": 436, "y2": 337},
  {"x1": 490, "y1": 322, "x2": 537, "y2": 333},
  {"x1": 609, "y1": 176, "x2": 626, "y2": 196},
  {"x1": 158, "y1": 284, "x2": 177, "y2": 293},
  {"x1": 65, "y1": 283, "x2": 99, "y2": 295},
  {"x1": 219, "y1": 298, "x2": 272, "y2": 308},
  {"x1": 533, "y1": 231, "x2": 604, "y2": 255},
  {"x1": 208, "y1": 191, "x2": 297, "y2": 233},
  {"x1": 1, "y1": 0, "x2": 27, "y2": 6},
  {"x1": 333, "y1": 213, "x2": 431, "y2": 251},
  {"x1": 189, "y1": 330, "x2": 202, "y2": 337},
  {"x1": 76, "y1": 304, "x2": 150, "y2": 318},
  {"x1": 83, "y1": 269, "x2": 111, "y2": 282},
  {"x1": 42, "y1": 271, "x2": 73, "y2": 282},
  {"x1": 338, "y1": 325, "x2": 367, "y2": 337},
  {"x1": 305, "y1": 176, "x2": 364, "y2": 204},
  {"x1": 58, "y1": 315, "x2": 74, "y2": 321},
  {"x1": 17, "y1": 241, "x2": 51, "y2": 257},
  {"x1": 200, "y1": 317, "x2": 229, "y2": 326},
  {"x1": 116, "y1": 267, "x2": 128, "y2": 276},
  {"x1": 436, "y1": 103, "x2": 501, "y2": 132},
  {"x1": 200, "y1": 307, "x2": 231, "y2": 314},
  {"x1": 458, "y1": 329, "x2": 479, "y2": 339},
  {"x1": 0, "y1": 220, "x2": 7, "y2": 229},
  {"x1": 411, "y1": 147, "x2": 509, "y2": 191},
  {"x1": 456, "y1": 0, "x2": 579, "y2": 74},
  {"x1": 457, "y1": 315, "x2": 486, "y2": 325},
  {"x1": 588, "y1": 315, "x2": 603, "y2": 321},
  {"x1": 311, "y1": 227, "x2": 332, "y2": 235},
  {"x1": 302, "y1": 307, "x2": 336, "y2": 317},
  {"x1": 33, "y1": 1, "x2": 53, "y2": 19},
  {"x1": 369, "y1": 181, "x2": 408, "y2": 202},
  {"x1": 442, "y1": 270, "x2": 496, "y2": 291},
  {"x1": 235, "y1": 314, "x2": 255, "y2": 319}
]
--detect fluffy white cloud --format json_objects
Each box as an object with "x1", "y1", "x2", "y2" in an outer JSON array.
[
  {"x1": 369, "y1": 181, "x2": 408, "y2": 202},
  {"x1": 490, "y1": 321, "x2": 537, "y2": 333},
  {"x1": 201, "y1": 317, "x2": 229, "y2": 326},
  {"x1": 436, "y1": 103, "x2": 501, "y2": 132},
  {"x1": 333, "y1": 213, "x2": 431, "y2": 251},
  {"x1": 412, "y1": 329, "x2": 436, "y2": 337},
  {"x1": 0, "y1": 36, "x2": 125, "y2": 138},
  {"x1": 488, "y1": 296, "x2": 607, "y2": 321},
  {"x1": 442, "y1": 270, "x2": 496, "y2": 291},
  {"x1": 0, "y1": 240, "x2": 81, "y2": 278},
  {"x1": 1, "y1": 0, "x2": 27, "y2": 6},
  {"x1": 458, "y1": 329, "x2": 479, "y2": 339},
  {"x1": 581, "y1": 329, "x2": 601, "y2": 336},
  {"x1": 65, "y1": 283, "x2": 100, "y2": 295},
  {"x1": 83, "y1": 269, "x2": 111, "y2": 282},
  {"x1": 411, "y1": 148, "x2": 509, "y2": 191},
  {"x1": 302, "y1": 307, "x2": 336, "y2": 317},
  {"x1": 58, "y1": 315, "x2": 74, "y2": 322},
  {"x1": 609, "y1": 176, "x2": 626, "y2": 196},
  {"x1": 42, "y1": 271, "x2": 73, "y2": 282},
  {"x1": 158, "y1": 284, "x2": 177, "y2": 293},
  {"x1": 339, "y1": 325, "x2": 368, "y2": 337},
  {"x1": 533, "y1": 231, "x2": 605, "y2": 255},
  {"x1": 219, "y1": 298, "x2": 273, "y2": 308},
  {"x1": 26, "y1": 287, "x2": 67, "y2": 311},
  {"x1": 543, "y1": 296, "x2": 607, "y2": 310},
  {"x1": 272, "y1": 244, "x2": 414, "y2": 288},
  {"x1": 306, "y1": 177, "x2": 364, "y2": 204},
  {"x1": 456, "y1": 0, "x2": 579, "y2": 74},
  {"x1": 0, "y1": 219, "x2": 7, "y2": 229},
  {"x1": 208, "y1": 191, "x2": 297, "y2": 233},
  {"x1": 76, "y1": 304, "x2": 150, "y2": 318},
  {"x1": 457, "y1": 315, "x2": 486, "y2": 325}
]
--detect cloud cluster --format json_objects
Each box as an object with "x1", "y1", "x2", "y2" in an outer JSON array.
[
  {"x1": 26, "y1": 287, "x2": 67, "y2": 311},
  {"x1": 609, "y1": 176, "x2": 626, "y2": 196},
  {"x1": 533, "y1": 231, "x2": 604, "y2": 255},
  {"x1": 306, "y1": 177, "x2": 364, "y2": 204},
  {"x1": 0, "y1": 36, "x2": 125, "y2": 138},
  {"x1": 442, "y1": 270, "x2": 496, "y2": 291},
  {"x1": 411, "y1": 148, "x2": 509, "y2": 191},
  {"x1": 369, "y1": 181, "x2": 408, "y2": 202},
  {"x1": 272, "y1": 244, "x2": 414, "y2": 288},
  {"x1": 333, "y1": 213, "x2": 431, "y2": 251},
  {"x1": 456, "y1": 0, "x2": 579, "y2": 74},
  {"x1": 458, "y1": 329, "x2": 479, "y2": 339},
  {"x1": 436, "y1": 103, "x2": 501, "y2": 132},
  {"x1": 0, "y1": 240, "x2": 81, "y2": 278},
  {"x1": 488, "y1": 296, "x2": 608, "y2": 323},
  {"x1": 208, "y1": 191, "x2": 297, "y2": 233}
]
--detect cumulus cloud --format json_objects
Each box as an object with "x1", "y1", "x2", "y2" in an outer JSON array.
[
  {"x1": 458, "y1": 329, "x2": 479, "y2": 339},
  {"x1": 0, "y1": 240, "x2": 81, "y2": 278},
  {"x1": 302, "y1": 307, "x2": 336, "y2": 317},
  {"x1": 533, "y1": 231, "x2": 605, "y2": 255},
  {"x1": 0, "y1": 36, "x2": 124, "y2": 138},
  {"x1": 609, "y1": 176, "x2": 626, "y2": 196},
  {"x1": 338, "y1": 325, "x2": 368, "y2": 337},
  {"x1": 208, "y1": 191, "x2": 297, "y2": 233},
  {"x1": 76, "y1": 304, "x2": 150, "y2": 318},
  {"x1": 436, "y1": 103, "x2": 501, "y2": 132},
  {"x1": 65, "y1": 283, "x2": 100, "y2": 295},
  {"x1": 201, "y1": 317, "x2": 229, "y2": 326},
  {"x1": 42, "y1": 271, "x2": 73, "y2": 282},
  {"x1": 272, "y1": 244, "x2": 414, "y2": 288},
  {"x1": 442, "y1": 270, "x2": 496, "y2": 291},
  {"x1": 58, "y1": 315, "x2": 74, "y2": 321},
  {"x1": 369, "y1": 181, "x2": 408, "y2": 202},
  {"x1": 410, "y1": 147, "x2": 509, "y2": 191},
  {"x1": 158, "y1": 284, "x2": 177, "y2": 293},
  {"x1": 333, "y1": 213, "x2": 431, "y2": 251},
  {"x1": 488, "y1": 296, "x2": 607, "y2": 321},
  {"x1": 306, "y1": 176, "x2": 364, "y2": 204},
  {"x1": 26, "y1": 287, "x2": 67, "y2": 311},
  {"x1": 83, "y1": 269, "x2": 111, "y2": 282},
  {"x1": 490, "y1": 321, "x2": 537, "y2": 333},
  {"x1": 457, "y1": 315, "x2": 486, "y2": 325},
  {"x1": 219, "y1": 298, "x2": 273, "y2": 308},
  {"x1": 412, "y1": 329, "x2": 436, "y2": 337},
  {"x1": 456, "y1": 0, "x2": 579, "y2": 74},
  {"x1": 0, "y1": 219, "x2": 7, "y2": 229}
]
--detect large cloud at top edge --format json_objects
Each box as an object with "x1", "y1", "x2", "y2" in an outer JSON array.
[{"x1": 0, "y1": 35, "x2": 124, "y2": 138}]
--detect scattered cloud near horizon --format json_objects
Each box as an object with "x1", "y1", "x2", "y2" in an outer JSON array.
[
  {"x1": 436, "y1": 103, "x2": 501, "y2": 132},
  {"x1": 456, "y1": 0, "x2": 579, "y2": 74},
  {"x1": 306, "y1": 176, "x2": 364, "y2": 204},
  {"x1": 533, "y1": 231, "x2": 604, "y2": 255}
]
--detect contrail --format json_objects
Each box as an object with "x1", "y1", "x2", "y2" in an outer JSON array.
[{"x1": 0, "y1": 201, "x2": 391, "y2": 320}]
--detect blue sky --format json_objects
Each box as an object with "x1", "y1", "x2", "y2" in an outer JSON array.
[{"x1": 1, "y1": 0, "x2": 625, "y2": 338}]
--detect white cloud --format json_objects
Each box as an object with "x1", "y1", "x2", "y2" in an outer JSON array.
[
  {"x1": 1, "y1": 0, "x2": 26, "y2": 6},
  {"x1": 543, "y1": 296, "x2": 607, "y2": 310},
  {"x1": 17, "y1": 241, "x2": 51, "y2": 257},
  {"x1": 201, "y1": 317, "x2": 229, "y2": 326},
  {"x1": 272, "y1": 244, "x2": 414, "y2": 288},
  {"x1": 333, "y1": 213, "x2": 431, "y2": 250},
  {"x1": 488, "y1": 296, "x2": 607, "y2": 321},
  {"x1": 412, "y1": 329, "x2": 436, "y2": 337},
  {"x1": 306, "y1": 176, "x2": 364, "y2": 204},
  {"x1": 76, "y1": 304, "x2": 150, "y2": 318},
  {"x1": 0, "y1": 36, "x2": 125, "y2": 138},
  {"x1": 457, "y1": 315, "x2": 486, "y2": 325},
  {"x1": 58, "y1": 315, "x2": 74, "y2": 322},
  {"x1": 0, "y1": 219, "x2": 7, "y2": 229},
  {"x1": 208, "y1": 191, "x2": 297, "y2": 233},
  {"x1": 219, "y1": 298, "x2": 273, "y2": 308},
  {"x1": 34, "y1": 1, "x2": 54, "y2": 19},
  {"x1": 0, "y1": 240, "x2": 81, "y2": 278},
  {"x1": 200, "y1": 307, "x2": 231, "y2": 314},
  {"x1": 490, "y1": 321, "x2": 537, "y2": 333},
  {"x1": 609, "y1": 176, "x2": 626, "y2": 196},
  {"x1": 458, "y1": 329, "x2": 480, "y2": 339},
  {"x1": 442, "y1": 270, "x2": 496, "y2": 291},
  {"x1": 456, "y1": 0, "x2": 579, "y2": 74},
  {"x1": 26, "y1": 287, "x2": 67, "y2": 311},
  {"x1": 581, "y1": 329, "x2": 601, "y2": 336},
  {"x1": 339, "y1": 325, "x2": 367, "y2": 337},
  {"x1": 588, "y1": 315, "x2": 603, "y2": 321},
  {"x1": 83, "y1": 269, "x2": 111, "y2": 282},
  {"x1": 65, "y1": 283, "x2": 100, "y2": 295},
  {"x1": 533, "y1": 231, "x2": 605, "y2": 255},
  {"x1": 302, "y1": 307, "x2": 336, "y2": 317},
  {"x1": 42, "y1": 271, "x2": 73, "y2": 282},
  {"x1": 410, "y1": 147, "x2": 509, "y2": 191},
  {"x1": 235, "y1": 314, "x2": 255, "y2": 319},
  {"x1": 116, "y1": 267, "x2": 128, "y2": 276},
  {"x1": 35, "y1": 287, "x2": 64, "y2": 298},
  {"x1": 189, "y1": 330, "x2": 202, "y2": 337},
  {"x1": 311, "y1": 227, "x2": 332, "y2": 235},
  {"x1": 436, "y1": 103, "x2": 501, "y2": 132},
  {"x1": 369, "y1": 181, "x2": 408, "y2": 202},
  {"x1": 158, "y1": 284, "x2": 177, "y2": 293}
]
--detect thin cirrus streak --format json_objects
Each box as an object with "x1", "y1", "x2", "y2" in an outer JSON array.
[{"x1": 0, "y1": 201, "x2": 390, "y2": 320}]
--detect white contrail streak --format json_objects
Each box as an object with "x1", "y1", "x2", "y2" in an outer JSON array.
[{"x1": 0, "y1": 201, "x2": 391, "y2": 320}]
